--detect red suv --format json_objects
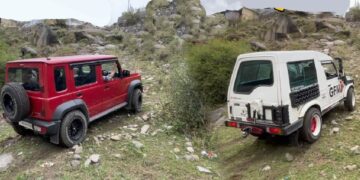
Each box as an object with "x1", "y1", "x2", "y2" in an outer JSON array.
[{"x1": 1, "y1": 55, "x2": 143, "y2": 147}]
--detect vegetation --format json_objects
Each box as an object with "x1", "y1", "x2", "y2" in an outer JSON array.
[
  {"x1": 186, "y1": 39, "x2": 251, "y2": 105},
  {"x1": 348, "y1": 4, "x2": 360, "y2": 21},
  {"x1": 121, "y1": 8, "x2": 143, "y2": 26},
  {"x1": 162, "y1": 60, "x2": 206, "y2": 135},
  {"x1": 0, "y1": 30, "x2": 18, "y2": 87}
]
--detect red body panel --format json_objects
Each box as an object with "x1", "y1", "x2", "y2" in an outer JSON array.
[{"x1": 5, "y1": 55, "x2": 141, "y2": 122}]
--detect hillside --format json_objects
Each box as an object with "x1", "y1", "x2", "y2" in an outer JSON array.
[{"x1": 1, "y1": 1, "x2": 360, "y2": 179}]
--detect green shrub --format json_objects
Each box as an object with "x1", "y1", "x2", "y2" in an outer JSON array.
[
  {"x1": 121, "y1": 8, "x2": 142, "y2": 26},
  {"x1": 0, "y1": 35, "x2": 17, "y2": 87},
  {"x1": 162, "y1": 61, "x2": 206, "y2": 134},
  {"x1": 186, "y1": 39, "x2": 251, "y2": 105},
  {"x1": 348, "y1": 5, "x2": 360, "y2": 21}
]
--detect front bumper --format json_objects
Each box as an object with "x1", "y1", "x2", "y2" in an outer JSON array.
[{"x1": 225, "y1": 118, "x2": 303, "y2": 136}]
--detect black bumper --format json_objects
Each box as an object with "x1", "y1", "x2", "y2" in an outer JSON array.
[
  {"x1": 18, "y1": 118, "x2": 60, "y2": 135},
  {"x1": 225, "y1": 118, "x2": 303, "y2": 136}
]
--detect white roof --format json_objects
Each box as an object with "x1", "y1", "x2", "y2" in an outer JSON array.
[{"x1": 237, "y1": 50, "x2": 333, "y2": 62}]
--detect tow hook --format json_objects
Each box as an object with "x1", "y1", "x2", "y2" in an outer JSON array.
[{"x1": 242, "y1": 127, "x2": 251, "y2": 138}]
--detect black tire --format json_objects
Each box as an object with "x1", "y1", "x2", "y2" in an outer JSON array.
[
  {"x1": 11, "y1": 122, "x2": 33, "y2": 136},
  {"x1": 59, "y1": 110, "x2": 87, "y2": 148},
  {"x1": 1, "y1": 82, "x2": 30, "y2": 122},
  {"x1": 131, "y1": 89, "x2": 142, "y2": 113},
  {"x1": 344, "y1": 87, "x2": 355, "y2": 111},
  {"x1": 300, "y1": 108, "x2": 322, "y2": 143}
]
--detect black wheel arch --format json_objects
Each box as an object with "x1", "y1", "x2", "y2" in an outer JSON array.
[
  {"x1": 50, "y1": 99, "x2": 89, "y2": 144},
  {"x1": 126, "y1": 79, "x2": 143, "y2": 109}
]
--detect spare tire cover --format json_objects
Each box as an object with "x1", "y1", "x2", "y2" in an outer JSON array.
[{"x1": 1, "y1": 82, "x2": 30, "y2": 122}]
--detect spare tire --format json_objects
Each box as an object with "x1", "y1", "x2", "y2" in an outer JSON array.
[{"x1": 1, "y1": 82, "x2": 30, "y2": 122}]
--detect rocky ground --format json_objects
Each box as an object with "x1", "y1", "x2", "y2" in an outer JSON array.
[{"x1": 1, "y1": 0, "x2": 360, "y2": 179}]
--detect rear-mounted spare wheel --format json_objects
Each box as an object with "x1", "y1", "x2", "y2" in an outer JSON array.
[{"x1": 1, "y1": 82, "x2": 30, "y2": 122}]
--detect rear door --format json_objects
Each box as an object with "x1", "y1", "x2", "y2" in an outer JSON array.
[
  {"x1": 70, "y1": 63, "x2": 104, "y2": 117},
  {"x1": 228, "y1": 57, "x2": 279, "y2": 122}
]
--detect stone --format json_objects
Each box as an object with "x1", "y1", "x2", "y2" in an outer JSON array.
[
  {"x1": 40, "y1": 162, "x2": 54, "y2": 168},
  {"x1": 154, "y1": 44, "x2": 166, "y2": 49},
  {"x1": 331, "y1": 127, "x2": 340, "y2": 134},
  {"x1": 331, "y1": 120, "x2": 338, "y2": 125},
  {"x1": 113, "y1": 154, "x2": 124, "y2": 159},
  {"x1": 141, "y1": 114, "x2": 151, "y2": 121},
  {"x1": 250, "y1": 41, "x2": 267, "y2": 51},
  {"x1": 344, "y1": 164, "x2": 357, "y2": 171},
  {"x1": 285, "y1": 153, "x2": 294, "y2": 162},
  {"x1": 105, "y1": 44, "x2": 117, "y2": 50},
  {"x1": 20, "y1": 47, "x2": 38, "y2": 58},
  {"x1": 111, "y1": 134, "x2": 122, "y2": 141},
  {"x1": 184, "y1": 154, "x2": 199, "y2": 161},
  {"x1": 345, "y1": 116, "x2": 353, "y2": 121},
  {"x1": 334, "y1": 40, "x2": 346, "y2": 46},
  {"x1": 196, "y1": 166, "x2": 212, "y2": 173},
  {"x1": 132, "y1": 140, "x2": 144, "y2": 149},
  {"x1": 140, "y1": 125, "x2": 150, "y2": 134},
  {"x1": 33, "y1": 24, "x2": 59, "y2": 47},
  {"x1": 308, "y1": 163, "x2": 314, "y2": 168},
  {"x1": 89, "y1": 154, "x2": 100, "y2": 163},
  {"x1": 173, "y1": 148, "x2": 180, "y2": 153},
  {"x1": 71, "y1": 160, "x2": 81, "y2": 167},
  {"x1": 73, "y1": 145, "x2": 83, "y2": 154},
  {"x1": 0, "y1": 153, "x2": 13, "y2": 172},
  {"x1": 350, "y1": 145, "x2": 360, "y2": 154},
  {"x1": 262, "y1": 165, "x2": 271, "y2": 171},
  {"x1": 185, "y1": 142, "x2": 192, "y2": 147},
  {"x1": 73, "y1": 154, "x2": 81, "y2": 160},
  {"x1": 187, "y1": 147, "x2": 195, "y2": 153}
]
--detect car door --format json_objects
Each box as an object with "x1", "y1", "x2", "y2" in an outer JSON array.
[
  {"x1": 70, "y1": 63, "x2": 104, "y2": 117},
  {"x1": 100, "y1": 61, "x2": 127, "y2": 110},
  {"x1": 320, "y1": 60, "x2": 343, "y2": 107}
]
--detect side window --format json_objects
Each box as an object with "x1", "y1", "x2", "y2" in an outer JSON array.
[
  {"x1": 54, "y1": 67, "x2": 66, "y2": 91},
  {"x1": 101, "y1": 62, "x2": 119, "y2": 81},
  {"x1": 73, "y1": 64, "x2": 96, "y2": 87},
  {"x1": 287, "y1": 60, "x2": 318, "y2": 91},
  {"x1": 321, "y1": 62, "x2": 338, "y2": 79}
]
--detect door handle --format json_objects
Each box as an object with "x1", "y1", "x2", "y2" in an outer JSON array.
[
  {"x1": 76, "y1": 92, "x2": 83, "y2": 97},
  {"x1": 105, "y1": 85, "x2": 110, "y2": 89}
]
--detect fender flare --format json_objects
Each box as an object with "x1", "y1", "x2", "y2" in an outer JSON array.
[
  {"x1": 126, "y1": 80, "x2": 143, "y2": 109},
  {"x1": 50, "y1": 99, "x2": 89, "y2": 144},
  {"x1": 344, "y1": 84, "x2": 355, "y2": 97},
  {"x1": 299, "y1": 100, "x2": 321, "y2": 118}
]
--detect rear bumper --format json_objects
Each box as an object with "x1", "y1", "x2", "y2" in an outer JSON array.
[
  {"x1": 12, "y1": 117, "x2": 60, "y2": 136},
  {"x1": 225, "y1": 118, "x2": 303, "y2": 136}
]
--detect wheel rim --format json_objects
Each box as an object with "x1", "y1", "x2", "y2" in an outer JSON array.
[
  {"x1": 352, "y1": 91, "x2": 356, "y2": 107},
  {"x1": 310, "y1": 114, "x2": 321, "y2": 136},
  {"x1": 3, "y1": 94, "x2": 15, "y2": 115},
  {"x1": 67, "y1": 119, "x2": 84, "y2": 141}
]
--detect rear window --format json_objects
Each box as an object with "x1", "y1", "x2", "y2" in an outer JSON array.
[
  {"x1": 8, "y1": 68, "x2": 40, "y2": 91},
  {"x1": 287, "y1": 60, "x2": 318, "y2": 91},
  {"x1": 233, "y1": 60, "x2": 273, "y2": 93}
]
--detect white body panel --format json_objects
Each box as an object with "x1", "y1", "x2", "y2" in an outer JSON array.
[{"x1": 228, "y1": 51, "x2": 353, "y2": 126}]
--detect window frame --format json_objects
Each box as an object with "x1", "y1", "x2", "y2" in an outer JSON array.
[
  {"x1": 287, "y1": 59, "x2": 318, "y2": 92},
  {"x1": 321, "y1": 61, "x2": 338, "y2": 80},
  {"x1": 53, "y1": 66, "x2": 67, "y2": 92},
  {"x1": 233, "y1": 60, "x2": 274, "y2": 94},
  {"x1": 100, "y1": 61, "x2": 121, "y2": 82},
  {"x1": 72, "y1": 63, "x2": 98, "y2": 88},
  {"x1": 7, "y1": 67, "x2": 41, "y2": 92}
]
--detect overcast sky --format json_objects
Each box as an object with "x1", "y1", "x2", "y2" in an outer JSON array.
[{"x1": 0, "y1": 0, "x2": 357, "y2": 26}]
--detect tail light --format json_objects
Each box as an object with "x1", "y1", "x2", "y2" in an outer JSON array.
[
  {"x1": 226, "y1": 121, "x2": 238, "y2": 128},
  {"x1": 267, "y1": 127, "x2": 282, "y2": 135}
]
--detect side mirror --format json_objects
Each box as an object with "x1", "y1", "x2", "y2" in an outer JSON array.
[{"x1": 334, "y1": 57, "x2": 344, "y2": 77}]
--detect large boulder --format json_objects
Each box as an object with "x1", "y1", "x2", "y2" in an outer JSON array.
[
  {"x1": 263, "y1": 15, "x2": 301, "y2": 41},
  {"x1": 74, "y1": 31, "x2": 105, "y2": 45},
  {"x1": 33, "y1": 24, "x2": 59, "y2": 47}
]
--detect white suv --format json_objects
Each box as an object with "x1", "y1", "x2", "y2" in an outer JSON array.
[{"x1": 226, "y1": 51, "x2": 355, "y2": 143}]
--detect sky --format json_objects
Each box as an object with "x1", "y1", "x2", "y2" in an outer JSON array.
[{"x1": 0, "y1": 0, "x2": 357, "y2": 26}]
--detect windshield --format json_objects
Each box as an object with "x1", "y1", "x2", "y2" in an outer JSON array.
[
  {"x1": 8, "y1": 68, "x2": 40, "y2": 91},
  {"x1": 233, "y1": 60, "x2": 273, "y2": 93}
]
